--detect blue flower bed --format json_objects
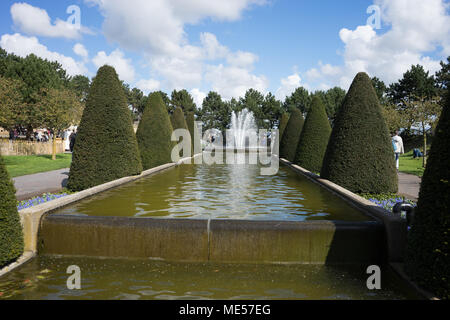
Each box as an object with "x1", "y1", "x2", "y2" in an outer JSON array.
[
  {"x1": 360, "y1": 193, "x2": 416, "y2": 212},
  {"x1": 17, "y1": 193, "x2": 69, "y2": 211}
]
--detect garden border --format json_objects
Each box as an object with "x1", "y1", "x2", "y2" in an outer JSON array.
[
  {"x1": 280, "y1": 158, "x2": 439, "y2": 300},
  {"x1": 0, "y1": 155, "x2": 197, "y2": 278}
]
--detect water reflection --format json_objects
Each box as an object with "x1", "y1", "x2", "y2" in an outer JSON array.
[{"x1": 54, "y1": 161, "x2": 368, "y2": 222}]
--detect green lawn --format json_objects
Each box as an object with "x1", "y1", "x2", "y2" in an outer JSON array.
[
  {"x1": 399, "y1": 151, "x2": 425, "y2": 177},
  {"x1": 4, "y1": 154, "x2": 72, "y2": 178}
]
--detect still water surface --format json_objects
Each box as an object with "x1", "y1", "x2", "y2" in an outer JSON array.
[{"x1": 54, "y1": 162, "x2": 368, "y2": 221}]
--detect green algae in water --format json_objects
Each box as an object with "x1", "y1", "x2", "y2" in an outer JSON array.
[
  {"x1": 0, "y1": 256, "x2": 420, "y2": 300},
  {"x1": 53, "y1": 162, "x2": 369, "y2": 221}
]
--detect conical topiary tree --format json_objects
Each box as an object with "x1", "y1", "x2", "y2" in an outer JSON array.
[
  {"x1": 280, "y1": 108, "x2": 304, "y2": 162},
  {"x1": 279, "y1": 113, "x2": 290, "y2": 141},
  {"x1": 67, "y1": 65, "x2": 142, "y2": 191},
  {"x1": 405, "y1": 87, "x2": 449, "y2": 299},
  {"x1": 137, "y1": 92, "x2": 175, "y2": 170},
  {"x1": 294, "y1": 96, "x2": 331, "y2": 173},
  {"x1": 0, "y1": 152, "x2": 24, "y2": 268},
  {"x1": 171, "y1": 107, "x2": 190, "y2": 158},
  {"x1": 186, "y1": 111, "x2": 201, "y2": 155},
  {"x1": 321, "y1": 72, "x2": 397, "y2": 194}
]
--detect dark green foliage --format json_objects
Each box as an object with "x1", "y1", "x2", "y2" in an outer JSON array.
[
  {"x1": 171, "y1": 107, "x2": 190, "y2": 158},
  {"x1": 67, "y1": 66, "x2": 142, "y2": 191},
  {"x1": 0, "y1": 152, "x2": 24, "y2": 268},
  {"x1": 186, "y1": 112, "x2": 201, "y2": 155},
  {"x1": 294, "y1": 96, "x2": 331, "y2": 172},
  {"x1": 137, "y1": 92, "x2": 175, "y2": 170},
  {"x1": 280, "y1": 108, "x2": 304, "y2": 162},
  {"x1": 321, "y1": 72, "x2": 398, "y2": 194},
  {"x1": 405, "y1": 87, "x2": 450, "y2": 299},
  {"x1": 278, "y1": 113, "x2": 290, "y2": 141}
]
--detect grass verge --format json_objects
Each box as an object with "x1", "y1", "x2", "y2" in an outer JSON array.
[{"x1": 4, "y1": 154, "x2": 72, "y2": 178}]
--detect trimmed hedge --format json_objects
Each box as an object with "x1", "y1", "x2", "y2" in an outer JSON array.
[
  {"x1": 280, "y1": 108, "x2": 304, "y2": 162},
  {"x1": 186, "y1": 111, "x2": 201, "y2": 155},
  {"x1": 294, "y1": 96, "x2": 331, "y2": 173},
  {"x1": 0, "y1": 152, "x2": 24, "y2": 268},
  {"x1": 67, "y1": 65, "x2": 142, "y2": 192},
  {"x1": 137, "y1": 92, "x2": 175, "y2": 170},
  {"x1": 405, "y1": 87, "x2": 450, "y2": 299},
  {"x1": 321, "y1": 72, "x2": 397, "y2": 194},
  {"x1": 171, "y1": 107, "x2": 190, "y2": 158},
  {"x1": 279, "y1": 113, "x2": 290, "y2": 141}
]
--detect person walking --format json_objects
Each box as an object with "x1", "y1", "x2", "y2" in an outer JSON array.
[
  {"x1": 69, "y1": 130, "x2": 77, "y2": 153},
  {"x1": 392, "y1": 131, "x2": 404, "y2": 170}
]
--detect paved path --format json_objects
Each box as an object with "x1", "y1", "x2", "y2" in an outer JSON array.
[
  {"x1": 13, "y1": 168, "x2": 70, "y2": 201},
  {"x1": 398, "y1": 172, "x2": 422, "y2": 201}
]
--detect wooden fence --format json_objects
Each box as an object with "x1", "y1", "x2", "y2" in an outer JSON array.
[{"x1": 0, "y1": 139, "x2": 65, "y2": 156}]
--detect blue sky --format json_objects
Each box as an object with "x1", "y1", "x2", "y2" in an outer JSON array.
[{"x1": 1, "y1": 0, "x2": 449, "y2": 105}]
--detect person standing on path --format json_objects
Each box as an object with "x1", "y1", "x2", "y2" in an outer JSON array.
[
  {"x1": 392, "y1": 131, "x2": 404, "y2": 170},
  {"x1": 69, "y1": 130, "x2": 77, "y2": 153}
]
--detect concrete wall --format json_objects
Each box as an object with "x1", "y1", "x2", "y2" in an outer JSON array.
[
  {"x1": 39, "y1": 215, "x2": 385, "y2": 264},
  {"x1": 279, "y1": 159, "x2": 408, "y2": 263},
  {"x1": 0, "y1": 139, "x2": 65, "y2": 156}
]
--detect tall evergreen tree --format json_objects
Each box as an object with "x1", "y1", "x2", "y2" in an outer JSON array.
[
  {"x1": 405, "y1": 87, "x2": 450, "y2": 299},
  {"x1": 137, "y1": 92, "x2": 175, "y2": 170},
  {"x1": 279, "y1": 108, "x2": 304, "y2": 162},
  {"x1": 67, "y1": 65, "x2": 142, "y2": 191},
  {"x1": 294, "y1": 96, "x2": 332, "y2": 173},
  {"x1": 0, "y1": 152, "x2": 24, "y2": 268},
  {"x1": 171, "y1": 107, "x2": 190, "y2": 158},
  {"x1": 278, "y1": 113, "x2": 290, "y2": 141},
  {"x1": 321, "y1": 72, "x2": 397, "y2": 194}
]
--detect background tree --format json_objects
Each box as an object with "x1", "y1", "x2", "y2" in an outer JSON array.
[
  {"x1": 0, "y1": 152, "x2": 24, "y2": 268},
  {"x1": 262, "y1": 92, "x2": 283, "y2": 129},
  {"x1": 284, "y1": 87, "x2": 311, "y2": 114},
  {"x1": 0, "y1": 76, "x2": 23, "y2": 130},
  {"x1": 199, "y1": 91, "x2": 231, "y2": 133},
  {"x1": 405, "y1": 87, "x2": 450, "y2": 299},
  {"x1": 388, "y1": 64, "x2": 436, "y2": 113},
  {"x1": 371, "y1": 77, "x2": 387, "y2": 103},
  {"x1": 67, "y1": 66, "x2": 142, "y2": 191},
  {"x1": 278, "y1": 113, "x2": 290, "y2": 141},
  {"x1": 1, "y1": 53, "x2": 69, "y2": 138},
  {"x1": 402, "y1": 96, "x2": 442, "y2": 167},
  {"x1": 69, "y1": 75, "x2": 91, "y2": 103},
  {"x1": 239, "y1": 89, "x2": 266, "y2": 128},
  {"x1": 314, "y1": 87, "x2": 347, "y2": 123},
  {"x1": 435, "y1": 56, "x2": 449, "y2": 92},
  {"x1": 294, "y1": 96, "x2": 331, "y2": 173},
  {"x1": 321, "y1": 72, "x2": 397, "y2": 194},
  {"x1": 171, "y1": 89, "x2": 197, "y2": 114},
  {"x1": 137, "y1": 92, "x2": 175, "y2": 170},
  {"x1": 279, "y1": 108, "x2": 304, "y2": 162},
  {"x1": 38, "y1": 88, "x2": 84, "y2": 160}
]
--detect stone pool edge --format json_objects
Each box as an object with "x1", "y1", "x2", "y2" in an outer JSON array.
[
  {"x1": 279, "y1": 158, "x2": 407, "y2": 263},
  {"x1": 0, "y1": 155, "x2": 198, "y2": 278},
  {"x1": 279, "y1": 158, "x2": 439, "y2": 300}
]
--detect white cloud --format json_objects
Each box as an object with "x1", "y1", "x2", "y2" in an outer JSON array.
[
  {"x1": 305, "y1": 0, "x2": 450, "y2": 90},
  {"x1": 227, "y1": 51, "x2": 259, "y2": 68},
  {"x1": 191, "y1": 88, "x2": 207, "y2": 107},
  {"x1": 136, "y1": 79, "x2": 161, "y2": 94},
  {"x1": 0, "y1": 33, "x2": 87, "y2": 76},
  {"x1": 275, "y1": 73, "x2": 304, "y2": 100},
  {"x1": 73, "y1": 43, "x2": 88, "y2": 59},
  {"x1": 205, "y1": 64, "x2": 268, "y2": 100},
  {"x1": 92, "y1": 49, "x2": 136, "y2": 83},
  {"x1": 10, "y1": 3, "x2": 86, "y2": 39},
  {"x1": 87, "y1": 0, "x2": 267, "y2": 99}
]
